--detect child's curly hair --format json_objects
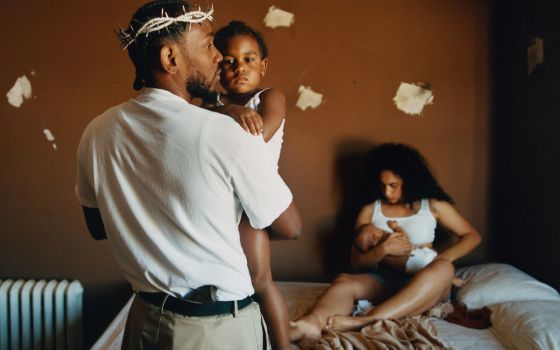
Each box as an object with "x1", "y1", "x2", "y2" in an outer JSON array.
[{"x1": 214, "y1": 21, "x2": 269, "y2": 59}]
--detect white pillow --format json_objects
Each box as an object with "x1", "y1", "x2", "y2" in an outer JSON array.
[
  {"x1": 455, "y1": 263, "x2": 560, "y2": 309},
  {"x1": 489, "y1": 300, "x2": 560, "y2": 350}
]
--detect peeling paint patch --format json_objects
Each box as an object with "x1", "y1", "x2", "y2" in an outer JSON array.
[
  {"x1": 263, "y1": 6, "x2": 294, "y2": 28},
  {"x1": 43, "y1": 128, "x2": 58, "y2": 150},
  {"x1": 296, "y1": 85, "x2": 323, "y2": 111},
  {"x1": 393, "y1": 82, "x2": 433, "y2": 116},
  {"x1": 528, "y1": 37, "x2": 544, "y2": 75},
  {"x1": 6, "y1": 75, "x2": 32, "y2": 108}
]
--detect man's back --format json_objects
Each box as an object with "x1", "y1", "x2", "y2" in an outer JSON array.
[{"x1": 76, "y1": 88, "x2": 292, "y2": 300}]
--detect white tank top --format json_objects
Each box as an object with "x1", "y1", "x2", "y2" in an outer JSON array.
[
  {"x1": 216, "y1": 89, "x2": 285, "y2": 166},
  {"x1": 371, "y1": 199, "x2": 436, "y2": 246}
]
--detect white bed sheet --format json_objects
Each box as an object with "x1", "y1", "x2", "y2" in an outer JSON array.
[{"x1": 92, "y1": 282, "x2": 507, "y2": 350}]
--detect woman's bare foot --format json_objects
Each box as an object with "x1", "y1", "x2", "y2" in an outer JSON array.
[
  {"x1": 326, "y1": 315, "x2": 375, "y2": 332},
  {"x1": 452, "y1": 277, "x2": 466, "y2": 288},
  {"x1": 289, "y1": 316, "x2": 323, "y2": 341}
]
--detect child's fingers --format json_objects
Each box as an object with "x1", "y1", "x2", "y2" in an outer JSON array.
[
  {"x1": 239, "y1": 119, "x2": 251, "y2": 134},
  {"x1": 246, "y1": 118, "x2": 259, "y2": 135}
]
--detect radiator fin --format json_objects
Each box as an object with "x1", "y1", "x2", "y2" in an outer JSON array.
[{"x1": 0, "y1": 279, "x2": 83, "y2": 350}]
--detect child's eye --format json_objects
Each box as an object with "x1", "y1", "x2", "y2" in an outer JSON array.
[
  {"x1": 221, "y1": 58, "x2": 235, "y2": 65},
  {"x1": 246, "y1": 57, "x2": 256, "y2": 63}
]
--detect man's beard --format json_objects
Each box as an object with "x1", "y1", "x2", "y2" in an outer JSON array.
[{"x1": 186, "y1": 70, "x2": 216, "y2": 101}]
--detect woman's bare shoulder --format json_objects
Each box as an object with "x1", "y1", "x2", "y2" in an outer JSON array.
[{"x1": 428, "y1": 199, "x2": 454, "y2": 218}]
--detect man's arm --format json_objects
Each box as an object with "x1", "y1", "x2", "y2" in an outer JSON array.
[
  {"x1": 81, "y1": 206, "x2": 107, "y2": 240},
  {"x1": 267, "y1": 201, "x2": 302, "y2": 240}
]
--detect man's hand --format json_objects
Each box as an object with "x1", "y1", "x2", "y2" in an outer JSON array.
[{"x1": 220, "y1": 104, "x2": 263, "y2": 135}]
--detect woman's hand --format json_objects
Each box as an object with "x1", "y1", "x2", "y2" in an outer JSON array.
[{"x1": 382, "y1": 231, "x2": 412, "y2": 256}]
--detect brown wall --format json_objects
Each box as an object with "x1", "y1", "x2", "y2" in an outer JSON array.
[{"x1": 0, "y1": 0, "x2": 489, "y2": 346}]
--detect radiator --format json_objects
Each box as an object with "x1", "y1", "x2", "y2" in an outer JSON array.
[{"x1": 0, "y1": 279, "x2": 83, "y2": 350}]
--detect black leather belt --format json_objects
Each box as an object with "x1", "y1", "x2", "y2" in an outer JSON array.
[{"x1": 138, "y1": 292, "x2": 254, "y2": 317}]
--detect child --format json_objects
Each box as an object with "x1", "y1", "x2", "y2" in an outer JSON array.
[{"x1": 211, "y1": 21, "x2": 291, "y2": 350}]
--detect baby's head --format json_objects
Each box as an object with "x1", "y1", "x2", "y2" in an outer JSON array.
[{"x1": 214, "y1": 21, "x2": 269, "y2": 95}]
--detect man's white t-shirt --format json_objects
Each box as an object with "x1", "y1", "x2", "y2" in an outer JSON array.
[{"x1": 75, "y1": 88, "x2": 293, "y2": 301}]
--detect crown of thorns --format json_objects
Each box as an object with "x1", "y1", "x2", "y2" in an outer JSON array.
[{"x1": 117, "y1": 5, "x2": 214, "y2": 49}]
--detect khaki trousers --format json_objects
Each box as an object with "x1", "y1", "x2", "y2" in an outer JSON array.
[{"x1": 122, "y1": 294, "x2": 269, "y2": 350}]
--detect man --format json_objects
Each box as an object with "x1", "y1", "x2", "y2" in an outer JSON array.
[{"x1": 75, "y1": 1, "x2": 302, "y2": 349}]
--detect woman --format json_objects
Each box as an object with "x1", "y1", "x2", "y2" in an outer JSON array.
[{"x1": 290, "y1": 143, "x2": 481, "y2": 340}]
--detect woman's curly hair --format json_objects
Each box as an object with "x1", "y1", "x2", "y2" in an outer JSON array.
[{"x1": 361, "y1": 143, "x2": 453, "y2": 205}]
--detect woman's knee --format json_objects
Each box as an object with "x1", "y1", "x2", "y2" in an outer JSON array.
[
  {"x1": 332, "y1": 273, "x2": 358, "y2": 286},
  {"x1": 427, "y1": 259, "x2": 455, "y2": 280}
]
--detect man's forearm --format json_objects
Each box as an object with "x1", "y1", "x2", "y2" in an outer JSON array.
[
  {"x1": 82, "y1": 206, "x2": 107, "y2": 240},
  {"x1": 268, "y1": 202, "x2": 302, "y2": 240}
]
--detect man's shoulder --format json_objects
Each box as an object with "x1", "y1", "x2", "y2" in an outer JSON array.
[{"x1": 205, "y1": 111, "x2": 263, "y2": 144}]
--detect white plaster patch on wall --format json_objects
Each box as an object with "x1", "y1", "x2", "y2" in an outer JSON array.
[
  {"x1": 263, "y1": 6, "x2": 294, "y2": 28},
  {"x1": 6, "y1": 75, "x2": 32, "y2": 108},
  {"x1": 528, "y1": 37, "x2": 544, "y2": 75},
  {"x1": 43, "y1": 128, "x2": 58, "y2": 150},
  {"x1": 296, "y1": 85, "x2": 324, "y2": 111},
  {"x1": 392, "y1": 82, "x2": 434, "y2": 116}
]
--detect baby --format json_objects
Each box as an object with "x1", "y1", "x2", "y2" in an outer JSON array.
[{"x1": 356, "y1": 220, "x2": 465, "y2": 287}]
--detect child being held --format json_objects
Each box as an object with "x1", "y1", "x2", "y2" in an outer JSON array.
[{"x1": 209, "y1": 21, "x2": 292, "y2": 350}]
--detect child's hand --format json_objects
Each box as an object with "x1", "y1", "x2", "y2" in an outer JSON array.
[{"x1": 221, "y1": 104, "x2": 263, "y2": 135}]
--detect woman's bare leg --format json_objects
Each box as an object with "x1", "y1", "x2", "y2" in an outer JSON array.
[
  {"x1": 327, "y1": 259, "x2": 455, "y2": 331},
  {"x1": 289, "y1": 273, "x2": 391, "y2": 341},
  {"x1": 240, "y1": 218, "x2": 291, "y2": 350}
]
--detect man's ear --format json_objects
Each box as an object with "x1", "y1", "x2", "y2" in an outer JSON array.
[
  {"x1": 160, "y1": 43, "x2": 180, "y2": 74},
  {"x1": 260, "y1": 57, "x2": 268, "y2": 77}
]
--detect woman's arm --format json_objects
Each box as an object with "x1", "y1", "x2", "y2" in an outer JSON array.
[
  {"x1": 257, "y1": 88, "x2": 286, "y2": 142},
  {"x1": 430, "y1": 199, "x2": 481, "y2": 262}
]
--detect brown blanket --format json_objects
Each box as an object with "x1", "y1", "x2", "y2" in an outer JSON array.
[{"x1": 296, "y1": 316, "x2": 448, "y2": 350}]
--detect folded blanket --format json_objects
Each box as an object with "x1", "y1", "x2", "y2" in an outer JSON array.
[{"x1": 297, "y1": 316, "x2": 448, "y2": 350}]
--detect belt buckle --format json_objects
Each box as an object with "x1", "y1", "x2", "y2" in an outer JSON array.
[{"x1": 184, "y1": 285, "x2": 217, "y2": 304}]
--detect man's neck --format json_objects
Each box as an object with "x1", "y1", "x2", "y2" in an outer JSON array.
[{"x1": 149, "y1": 76, "x2": 192, "y2": 102}]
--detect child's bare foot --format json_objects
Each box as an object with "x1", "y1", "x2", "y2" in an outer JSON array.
[
  {"x1": 289, "y1": 316, "x2": 322, "y2": 341},
  {"x1": 326, "y1": 315, "x2": 375, "y2": 332}
]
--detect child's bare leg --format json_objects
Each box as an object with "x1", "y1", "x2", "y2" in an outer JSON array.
[
  {"x1": 240, "y1": 218, "x2": 291, "y2": 350},
  {"x1": 289, "y1": 273, "x2": 390, "y2": 341},
  {"x1": 327, "y1": 259, "x2": 455, "y2": 331}
]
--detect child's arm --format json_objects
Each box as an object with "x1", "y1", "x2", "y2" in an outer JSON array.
[
  {"x1": 201, "y1": 96, "x2": 263, "y2": 136},
  {"x1": 207, "y1": 103, "x2": 264, "y2": 136},
  {"x1": 257, "y1": 88, "x2": 286, "y2": 142}
]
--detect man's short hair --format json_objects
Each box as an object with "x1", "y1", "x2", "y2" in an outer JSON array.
[{"x1": 119, "y1": 0, "x2": 194, "y2": 90}]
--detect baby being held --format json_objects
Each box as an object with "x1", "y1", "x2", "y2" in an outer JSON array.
[
  {"x1": 355, "y1": 221, "x2": 465, "y2": 286},
  {"x1": 355, "y1": 220, "x2": 437, "y2": 274}
]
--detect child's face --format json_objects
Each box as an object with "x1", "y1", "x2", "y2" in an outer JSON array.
[{"x1": 219, "y1": 35, "x2": 268, "y2": 95}]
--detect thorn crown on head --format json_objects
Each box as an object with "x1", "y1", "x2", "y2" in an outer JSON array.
[{"x1": 118, "y1": 5, "x2": 214, "y2": 49}]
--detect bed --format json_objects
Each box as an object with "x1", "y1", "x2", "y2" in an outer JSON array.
[{"x1": 91, "y1": 263, "x2": 560, "y2": 350}]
